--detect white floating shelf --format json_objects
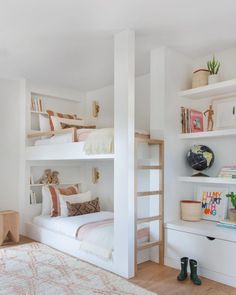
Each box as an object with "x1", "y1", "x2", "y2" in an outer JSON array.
[
  {"x1": 179, "y1": 128, "x2": 236, "y2": 139},
  {"x1": 179, "y1": 176, "x2": 236, "y2": 185},
  {"x1": 30, "y1": 182, "x2": 80, "y2": 187},
  {"x1": 165, "y1": 220, "x2": 236, "y2": 243},
  {"x1": 31, "y1": 110, "x2": 48, "y2": 116},
  {"x1": 179, "y1": 78, "x2": 236, "y2": 100}
]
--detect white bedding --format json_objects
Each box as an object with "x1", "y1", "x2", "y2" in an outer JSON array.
[{"x1": 33, "y1": 211, "x2": 114, "y2": 238}]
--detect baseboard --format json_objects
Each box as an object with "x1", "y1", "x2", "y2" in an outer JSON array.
[{"x1": 165, "y1": 256, "x2": 236, "y2": 288}]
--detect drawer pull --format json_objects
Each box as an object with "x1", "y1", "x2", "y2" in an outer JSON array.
[{"x1": 206, "y1": 236, "x2": 215, "y2": 241}]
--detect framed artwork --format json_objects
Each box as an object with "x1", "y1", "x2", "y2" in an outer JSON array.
[
  {"x1": 190, "y1": 109, "x2": 204, "y2": 132},
  {"x1": 213, "y1": 97, "x2": 236, "y2": 129},
  {"x1": 196, "y1": 186, "x2": 228, "y2": 221}
]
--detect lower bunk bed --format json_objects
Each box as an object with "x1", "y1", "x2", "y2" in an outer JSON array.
[{"x1": 25, "y1": 210, "x2": 150, "y2": 275}]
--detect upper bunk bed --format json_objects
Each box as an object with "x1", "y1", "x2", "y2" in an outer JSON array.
[{"x1": 26, "y1": 91, "x2": 149, "y2": 161}]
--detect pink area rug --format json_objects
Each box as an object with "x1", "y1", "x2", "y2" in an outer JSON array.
[{"x1": 0, "y1": 242, "x2": 156, "y2": 295}]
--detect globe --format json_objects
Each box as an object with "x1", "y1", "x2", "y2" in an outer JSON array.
[{"x1": 186, "y1": 145, "x2": 214, "y2": 176}]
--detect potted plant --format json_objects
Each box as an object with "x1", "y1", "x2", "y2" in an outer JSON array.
[
  {"x1": 225, "y1": 192, "x2": 236, "y2": 222},
  {"x1": 207, "y1": 56, "x2": 220, "y2": 84}
]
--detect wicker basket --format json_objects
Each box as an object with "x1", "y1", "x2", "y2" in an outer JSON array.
[
  {"x1": 181, "y1": 200, "x2": 201, "y2": 222},
  {"x1": 192, "y1": 69, "x2": 209, "y2": 88}
]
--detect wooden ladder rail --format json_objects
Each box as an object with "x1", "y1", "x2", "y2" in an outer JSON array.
[{"x1": 134, "y1": 135, "x2": 164, "y2": 274}]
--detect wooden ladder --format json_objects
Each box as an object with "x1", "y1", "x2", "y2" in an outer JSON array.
[{"x1": 135, "y1": 135, "x2": 164, "y2": 273}]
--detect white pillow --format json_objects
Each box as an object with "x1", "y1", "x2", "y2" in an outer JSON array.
[
  {"x1": 59, "y1": 191, "x2": 92, "y2": 217},
  {"x1": 41, "y1": 186, "x2": 52, "y2": 215},
  {"x1": 51, "y1": 116, "x2": 84, "y2": 130},
  {"x1": 39, "y1": 114, "x2": 51, "y2": 132}
]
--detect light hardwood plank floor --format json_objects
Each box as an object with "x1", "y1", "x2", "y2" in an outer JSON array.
[
  {"x1": 130, "y1": 261, "x2": 236, "y2": 295},
  {"x1": 0, "y1": 235, "x2": 32, "y2": 249}
]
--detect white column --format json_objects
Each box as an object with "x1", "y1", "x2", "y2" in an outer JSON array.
[
  {"x1": 114, "y1": 30, "x2": 135, "y2": 278},
  {"x1": 150, "y1": 47, "x2": 166, "y2": 139}
]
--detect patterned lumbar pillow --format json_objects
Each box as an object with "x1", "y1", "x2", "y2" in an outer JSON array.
[{"x1": 66, "y1": 198, "x2": 100, "y2": 216}]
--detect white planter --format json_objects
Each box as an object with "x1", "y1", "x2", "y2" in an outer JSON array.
[{"x1": 208, "y1": 74, "x2": 220, "y2": 84}]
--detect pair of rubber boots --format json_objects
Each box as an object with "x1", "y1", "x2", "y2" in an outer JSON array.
[{"x1": 177, "y1": 257, "x2": 202, "y2": 285}]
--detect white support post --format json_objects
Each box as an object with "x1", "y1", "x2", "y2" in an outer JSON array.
[
  {"x1": 150, "y1": 47, "x2": 166, "y2": 139},
  {"x1": 114, "y1": 30, "x2": 135, "y2": 278}
]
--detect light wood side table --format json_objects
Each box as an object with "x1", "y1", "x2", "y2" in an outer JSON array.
[{"x1": 0, "y1": 211, "x2": 19, "y2": 246}]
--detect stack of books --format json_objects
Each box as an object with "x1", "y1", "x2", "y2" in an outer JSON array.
[
  {"x1": 31, "y1": 95, "x2": 43, "y2": 112},
  {"x1": 181, "y1": 107, "x2": 203, "y2": 134},
  {"x1": 218, "y1": 166, "x2": 236, "y2": 178},
  {"x1": 217, "y1": 220, "x2": 236, "y2": 229},
  {"x1": 30, "y1": 190, "x2": 37, "y2": 205}
]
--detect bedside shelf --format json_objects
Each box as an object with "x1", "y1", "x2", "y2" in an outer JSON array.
[
  {"x1": 179, "y1": 78, "x2": 236, "y2": 100},
  {"x1": 179, "y1": 128, "x2": 236, "y2": 139},
  {"x1": 179, "y1": 176, "x2": 236, "y2": 185}
]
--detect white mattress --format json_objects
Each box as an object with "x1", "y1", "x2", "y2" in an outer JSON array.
[
  {"x1": 35, "y1": 133, "x2": 79, "y2": 146},
  {"x1": 33, "y1": 211, "x2": 114, "y2": 238}
]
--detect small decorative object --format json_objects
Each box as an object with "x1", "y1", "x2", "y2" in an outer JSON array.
[
  {"x1": 190, "y1": 109, "x2": 204, "y2": 132},
  {"x1": 213, "y1": 96, "x2": 236, "y2": 129},
  {"x1": 51, "y1": 171, "x2": 60, "y2": 184},
  {"x1": 180, "y1": 200, "x2": 201, "y2": 221},
  {"x1": 39, "y1": 169, "x2": 60, "y2": 184},
  {"x1": 192, "y1": 69, "x2": 209, "y2": 88},
  {"x1": 203, "y1": 104, "x2": 214, "y2": 131},
  {"x1": 197, "y1": 186, "x2": 228, "y2": 221},
  {"x1": 225, "y1": 192, "x2": 236, "y2": 222},
  {"x1": 186, "y1": 145, "x2": 215, "y2": 177},
  {"x1": 92, "y1": 101, "x2": 100, "y2": 118},
  {"x1": 207, "y1": 55, "x2": 220, "y2": 84},
  {"x1": 92, "y1": 168, "x2": 99, "y2": 184}
]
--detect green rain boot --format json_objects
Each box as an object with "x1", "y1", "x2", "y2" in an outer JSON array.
[
  {"x1": 190, "y1": 259, "x2": 202, "y2": 285},
  {"x1": 177, "y1": 257, "x2": 188, "y2": 281}
]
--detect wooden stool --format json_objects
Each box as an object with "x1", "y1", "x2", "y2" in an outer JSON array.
[{"x1": 0, "y1": 211, "x2": 19, "y2": 246}]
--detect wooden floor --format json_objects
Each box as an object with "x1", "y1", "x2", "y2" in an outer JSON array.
[
  {"x1": 130, "y1": 261, "x2": 236, "y2": 295},
  {"x1": 1, "y1": 238, "x2": 235, "y2": 295}
]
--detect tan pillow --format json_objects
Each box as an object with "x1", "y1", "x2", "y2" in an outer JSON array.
[
  {"x1": 48, "y1": 185, "x2": 79, "y2": 217},
  {"x1": 46, "y1": 110, "x2": 77, "y2": 131},
  {"x1": 66, "y1": 198, "x2": 100, "y2": 216}
]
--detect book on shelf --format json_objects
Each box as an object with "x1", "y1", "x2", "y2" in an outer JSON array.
[
  {"x1": 30, "y1": 190, "x2": 37, "y2": 205},
  {"x1": 218, "y1": 166, "x2": 236, "y2": 178},
  {"x1": 31, "y1": 95, "x2": 43, "y2": 112},
  {"x1": 181, "y1": 107, "x2": 203, "y2": 134},
  {"x1": 217, "y1": 219, "x2": 236, "y2": 229}
]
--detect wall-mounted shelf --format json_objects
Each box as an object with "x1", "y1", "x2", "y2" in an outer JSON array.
[
  {"x1": 31, "y1": 110, "x2": 48, "y2": 116},
  {"x1": 30, "y1": 182, "x2": 81, "y2": 187},
  {"x1": 179, "y1": 78, "x2": 236, "y2": 100},
  {"x1": 179, "y1": 176, "x2": 236, "y2": 185},
  {"x1": 179, "y1": 128, "x2": 236, "y2": 139}
]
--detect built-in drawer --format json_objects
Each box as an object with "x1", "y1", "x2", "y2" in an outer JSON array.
[{"x1": 165, "y1": 228, "x2": 236, "y2": 279}]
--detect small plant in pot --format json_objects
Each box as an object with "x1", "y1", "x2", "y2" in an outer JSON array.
[
  {"x1": 207, "y1": 56, "x2": 220, "y2": 84},
  {"x1": 226, "y1": 192, "x2": 236, "y2": 222}
]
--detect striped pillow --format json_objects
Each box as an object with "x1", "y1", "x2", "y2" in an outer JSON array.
[
  {"x1": 49, "y1": 185, "x2": 79, "y2": 217},
  {"x1": 46, "y1": 110, "x2": 77, "y2": 131}
]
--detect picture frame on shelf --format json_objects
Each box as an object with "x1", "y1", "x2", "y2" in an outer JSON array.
[
  {"x1": 190, "y1": 109, "x2": 204, "y2": 133},
  {"x1": 196, "y1": 186, "x2": 228, "y2": 221},
  {"x1": 212, "y1": 96, "x2": 236, "y2": 130}
]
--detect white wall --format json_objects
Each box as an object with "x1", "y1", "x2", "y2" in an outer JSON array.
[
  {"x1": 0, "y1": 79, "x2": 25, "y2": 211},
  {"x1": 85, "y1": 74, "x2": 150, "y2": 131}
]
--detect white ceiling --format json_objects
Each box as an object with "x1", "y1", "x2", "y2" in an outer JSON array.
[{"x1": 0, "y1": 0, "x2": 236, "y2": 91}]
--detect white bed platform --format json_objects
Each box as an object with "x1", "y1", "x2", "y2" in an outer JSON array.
[
  {"x1": 25, "y1": 221, "x2": 116, "y2": 273},
  {"x1": 26, "y1": 142, "x2": 115, "y2": 161}
]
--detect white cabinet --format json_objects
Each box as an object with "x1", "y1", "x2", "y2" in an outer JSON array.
[{"x1": 165, "y1": 223, "x2": 236, "y2": 288}]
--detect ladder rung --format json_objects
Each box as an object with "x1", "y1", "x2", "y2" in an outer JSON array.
[
  {"x1": 138, "y1": 241, "x2": 162, "y2": 250},
  {"x1": 137, "y1": 190, "x2": 163, "y2": 197},
  {"x1": 137, "y1": 165, "x2": 163, "y2": 170},
  {"x1": 136, "y1": 137, "x2": 164, "y2": 145},
  {"x1": 137, "y1": 215, "x2": 161, "y2": 224}
]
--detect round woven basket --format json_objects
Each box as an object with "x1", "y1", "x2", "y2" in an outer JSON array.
[{"x1": 192, "y1": 69, "x2": 209, "y2": 88}]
